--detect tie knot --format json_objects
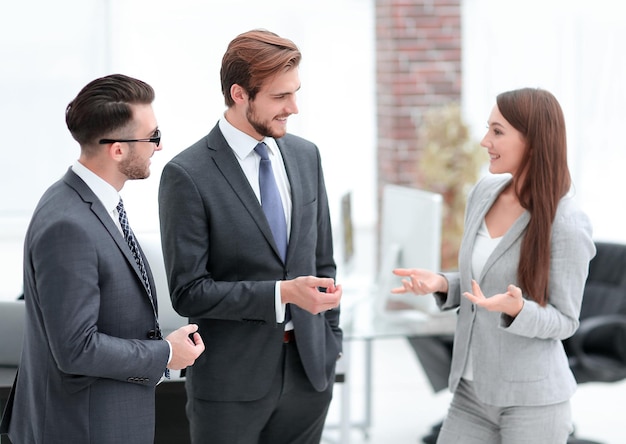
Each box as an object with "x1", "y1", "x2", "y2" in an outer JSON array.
[
  {"x1": 254, "y1": 142, "x2": 269, "y2": 161},
  {"x1": 116, "y1": 199, "x2": 125, "y2": 214}
]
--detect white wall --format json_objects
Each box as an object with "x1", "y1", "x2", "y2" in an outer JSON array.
[
  {"x1": 2, "y1": 0, "x2": 625, "y2": 300},
  {"x1": 104, "y1": 0, "x2": 377, "y2": 234},
  {"x1": 462, "y1": 0, "x2": 626, "y2": 243},
  {"x1": 0, "y1": 0, "x2": 377, "y2": 299}
]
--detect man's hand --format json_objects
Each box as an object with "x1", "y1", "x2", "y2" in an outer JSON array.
[
  {"x1": 165, "y1": 324, "x2": 205, "y2": 370},
  {"x1": 281, "y1": 276, "x2": 342, "y2": 315}
]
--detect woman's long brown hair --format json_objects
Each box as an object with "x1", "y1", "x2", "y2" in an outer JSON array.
[{"x1": 497, "y1": 88, "x2": 571, "y2": 306}]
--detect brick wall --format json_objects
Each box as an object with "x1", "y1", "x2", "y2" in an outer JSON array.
[
  {"x1": 375, "y1": 0, "x2": 462, "y2": 259},
  {"x1": 376, "y1": 0, "x2": 462, "y2": 188}
]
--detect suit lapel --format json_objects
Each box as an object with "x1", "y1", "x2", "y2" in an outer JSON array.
[
  {"x1": 276, "y1": 137, "x2": 299, "y2": 264},
  {"x1": 480, "y1": 212, "x2": 529, "y2": 281},
  {"x1": 468, "y1": 177, "x2": 530, "y2": 282},
  {"x1": 63, "y1": 170, "x2": 158, "y2": 310},
  {"x1": 208, "y1": 126, "x2": 287, "y2": 262}
]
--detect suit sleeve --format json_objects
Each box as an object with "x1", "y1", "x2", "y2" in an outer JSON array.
[
  {"x1": 31, "y1": 219, "x2": 169, "y2": 387},
  {"x1": 503, "y1": 199, "x2": 596, "y2": 340}
]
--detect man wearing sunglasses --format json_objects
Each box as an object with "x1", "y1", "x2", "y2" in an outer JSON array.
[{"x1": 0, "y1": 74, "x2": 205, "y2": 444}]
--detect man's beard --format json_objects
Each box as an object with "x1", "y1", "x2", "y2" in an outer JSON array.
[
  {"x1": 246, "y1": 101, "x2": 286, "y2": 139},
  {"x1": 119, "y1": 146, "x2": 150, "y2": 180}
]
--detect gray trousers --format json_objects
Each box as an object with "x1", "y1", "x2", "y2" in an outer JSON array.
[
  {"x1": 437, "y1": 379, "x2": 572, "y2": 444},
  {"x1": 185, "y1": 341, "x2": 333, "y2": 444}
]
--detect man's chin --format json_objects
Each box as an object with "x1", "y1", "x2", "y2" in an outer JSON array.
[
  {"x1": 128, "y1": 171, "x2": 150, "y2": 181},
  {"x1": 270, "y1": 128, "x2": 287, "y2": 139}
]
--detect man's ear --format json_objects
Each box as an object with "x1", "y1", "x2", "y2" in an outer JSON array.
[
  {"x1": 230, "y1": 84, "x2": 248, "y2": 104},
  {"x1": 106, "y1": 141, "x2": 125, "y2": 162}
]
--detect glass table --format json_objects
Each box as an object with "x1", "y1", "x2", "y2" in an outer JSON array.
[{"x1": 326, "y1": 294, "x2": 457, "y2": 443}]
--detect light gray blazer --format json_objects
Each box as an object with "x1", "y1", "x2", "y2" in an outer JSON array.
[{"x1": 437, "y1": 174, "x2": 595, "y2": 407}]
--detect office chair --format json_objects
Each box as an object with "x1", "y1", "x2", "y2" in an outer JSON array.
[
  {"x1": 563, "y1": 241, "x2": 626, "y2": 444},
  {"x1": 0, "y1": 299, "x2": 25, "y2": 444},
  {"x1": 564, "y1": 241, "x2": 626, "y2": 384}
]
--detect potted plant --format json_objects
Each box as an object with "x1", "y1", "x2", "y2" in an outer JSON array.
[{"x1": 415, "y1": 102, "x2": 487, "y2": 271}]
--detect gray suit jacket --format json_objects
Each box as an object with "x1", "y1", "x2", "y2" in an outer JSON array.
[
  {"x1": 6, "y1": 169, "x2": 170, "y2": 444},
  {"x1": 437, "y1": 174, "x2": 595, "y2": 406},
  {"x1": 158, "y1": 123, "x2": 342, "y2": 402}
]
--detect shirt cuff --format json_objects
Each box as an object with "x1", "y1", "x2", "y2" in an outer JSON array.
[
  {"x1": 165, "y1": 339, "x2": 173, "y2": 364},
  {"x1": 275, "y1": 281, "x2": 285, "y2": 323}
]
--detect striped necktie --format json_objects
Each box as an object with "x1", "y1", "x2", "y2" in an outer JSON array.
[
  {"x1": 117, "y1": 199, "x2": 153, "y2": 303},
  {"x1": 116, "y1": 199, "x2": 169, "y2": 378}
]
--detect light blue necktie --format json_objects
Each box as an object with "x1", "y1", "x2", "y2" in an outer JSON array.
[
  {"x1": 254, "y1": 142, "x2": 291, "y2": 324},
  {"x1": 254, "y1": 142, "x2": 288, "y2": 261}
]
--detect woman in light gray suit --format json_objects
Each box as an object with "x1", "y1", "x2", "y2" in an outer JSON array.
[{"x1": 393, "y1": 88, "x2": 595, "y2": 443}]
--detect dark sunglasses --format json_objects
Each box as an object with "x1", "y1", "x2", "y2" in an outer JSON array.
[{"x1": 99, "y1": 129, "x2": 161, "y2": 147}]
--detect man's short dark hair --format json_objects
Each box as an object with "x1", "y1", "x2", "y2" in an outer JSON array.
[{"x1": 65, "y1": 73, "x2": 155, "y2": 148}]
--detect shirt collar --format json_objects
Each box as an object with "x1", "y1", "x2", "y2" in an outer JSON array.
[
  {"x1": 218, "y1": 114, "x2": 278, "y2": 159},
  {"x1": 71, "y1": 160, "x2": 120, "y2": 214}
]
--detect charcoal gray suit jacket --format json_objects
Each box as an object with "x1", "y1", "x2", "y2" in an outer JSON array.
[
  {"x1": 5, "y1": 169, "x2": 170, "y2": 444},
  {"x1": 158, "y1": 123, "x2": 342, "y2": 402}
]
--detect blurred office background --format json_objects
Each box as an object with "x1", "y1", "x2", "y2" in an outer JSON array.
[
  {"x1": 1, "y1": 0, "x2": 625, "y2": 295},
  {"x1": 1, "y1": 0, "x2": 625, "y2": 442}
]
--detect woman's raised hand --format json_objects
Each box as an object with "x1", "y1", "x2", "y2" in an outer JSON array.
[{"x1": 391, "y1": 268, "x2": 448, "y2": 295}]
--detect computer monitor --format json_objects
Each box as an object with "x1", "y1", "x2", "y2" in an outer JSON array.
[
  {"x1": 340, "y1": 191, "x2": 355, "y2": 273},
  {"x1": 377, "y1": 184, "x2": 443, "y2": 316}
]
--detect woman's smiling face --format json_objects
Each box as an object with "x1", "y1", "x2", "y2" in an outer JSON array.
[{"x1": 480, "y1": 104, "x2": 527, "y2": 177}]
